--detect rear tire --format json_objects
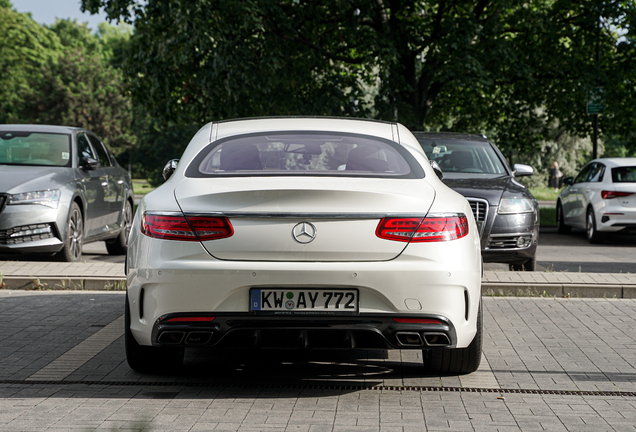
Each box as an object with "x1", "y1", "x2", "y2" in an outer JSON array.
[
  {"x1": 54, "y1": 202, "x2": 83, "y2": 262},
  {"x1": 423, "y1": 300, "x2": 482, "y2": 375},
  {"x1": 125, "y1": 294, "x2": 184, "y2": 373},
  {"x1": 106, "y1": 200, "x2": 133, "y2": 255},
  {"x1": 556, "y1": 202, "x2": 571, "y2": 234},
  {"x1": 586, "y1": 208, "x2": 604, "y2": 244}
]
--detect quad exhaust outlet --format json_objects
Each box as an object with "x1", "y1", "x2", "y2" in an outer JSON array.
[{"x1": 395, "y1": 331, "x2": 451, "y2": 347}]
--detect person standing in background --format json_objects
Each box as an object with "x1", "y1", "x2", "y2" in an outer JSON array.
[{"x1": 550, "y1": 161, "x2": 563, "y2": 193}]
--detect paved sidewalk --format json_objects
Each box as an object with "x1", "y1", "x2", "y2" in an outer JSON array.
[
  {"x1": 1, "y1": 293, "x2": 635, "y2": 431},
  {"x1": 1, "y1": 260, "x2": 635, "y2": 297}
]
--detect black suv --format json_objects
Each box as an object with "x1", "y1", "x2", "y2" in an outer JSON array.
[{"x1": 414, "y1": 132, "x2": 539, "y2": 271}]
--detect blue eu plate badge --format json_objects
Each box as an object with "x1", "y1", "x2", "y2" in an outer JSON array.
[{"x1": 251, "y1": 290, "x2": 261, "y2": 311}]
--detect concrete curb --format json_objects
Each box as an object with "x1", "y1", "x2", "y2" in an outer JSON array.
[
  {"x1": 482, "y1": 282, "x2": 636, "y2": 298},
  {"x1": 0, "y1": 277, "x2": 126, "y2": 291}
]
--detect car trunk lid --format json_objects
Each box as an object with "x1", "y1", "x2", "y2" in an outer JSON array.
[{"x1": 174, "y1": 177, "x2": 436, "y2": 261}]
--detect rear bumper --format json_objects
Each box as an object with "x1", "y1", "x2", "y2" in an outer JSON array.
[
  {"x1": 126, "y1": 225, "x2": 482, "y2": 349},
  {"x1": 597, "y1": 208, "x2": 636, "y2": 232},
  {"x1": 151, "y1": 313, "x2": 458, "y2": 350}
]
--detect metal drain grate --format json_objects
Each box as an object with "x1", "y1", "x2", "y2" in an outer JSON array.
[{"x1": 0, "y1": 380, "x2": 634, "y2": 397}]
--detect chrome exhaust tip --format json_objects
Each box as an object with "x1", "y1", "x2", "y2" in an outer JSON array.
[
  {"x1": 423, "y1": 332, "x2": 451, "y2": 346},
  {"x1": 395, "y1": 332, "x2": 424, "y2": 346},
  {"x1": 185, "y1": 331, "x2": 213, "y2": 345},
  {"x1": 157, "y1": 331, "x2": 185, "y2": 344}
]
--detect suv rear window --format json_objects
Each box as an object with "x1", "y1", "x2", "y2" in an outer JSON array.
[
  {"x1": 612, "y1": 166, "x2": 636, "y2": 183},
  {"x1": 186, "y1": 132, "x2": 422, "y2": 178}
]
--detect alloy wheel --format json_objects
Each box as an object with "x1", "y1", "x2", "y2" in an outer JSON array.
[
  {"x1": 123, "y1": 201, "x2": 133, "y2": 246},
  {"x1": 587, "y1": 212, "x2": 594, "y2": 240},
  {"x1": 68, "y1": 207, "x2": 83, "y2": 261}
]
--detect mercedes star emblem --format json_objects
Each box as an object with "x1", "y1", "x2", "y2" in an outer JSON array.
[{"x1": 292, "y1": 222, "x2": 317, "y2": 244}]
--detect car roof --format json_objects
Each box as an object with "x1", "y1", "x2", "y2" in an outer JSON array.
[
  {"x1": 411, "y1": 131, "x2": 490, "y2": 143},
  {"x1": 0, "y1": 124, "x2": 83, "y2": 134},
  {"x1": 591, "y1": 158, "x2": 636, "y2": 167},
  {"x1": 213, "y1": 117, "x2": 397, "y2": 142}
]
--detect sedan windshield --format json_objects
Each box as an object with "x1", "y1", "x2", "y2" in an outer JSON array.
[
  {"x1": 0, "y1": 132, "x2": 71, "y2": 167},
  {"x1": 419, "y1": 139, "x2": 507, "y2": 175},
  {"x1": 188, "y1": 132, "x2": 421, "y2": 178}
]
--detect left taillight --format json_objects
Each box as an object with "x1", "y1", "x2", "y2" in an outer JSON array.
[
  {"x1": 601, "y1": 191, "x2": 634, "y2": 199},
  {"x1": 142, "y1": 214, "x2": 233, "y2": 241},
  {"x1": 376, "y1": 214, "x2": 469, "y2": 243}
]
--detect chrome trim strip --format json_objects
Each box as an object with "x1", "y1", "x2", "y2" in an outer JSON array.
[
  {"x1": 489, "y1": 232, "x2": 533, "y2": 238},
  {"x1": 144, "y1": 211, "x2": 185, "y2": 217},
  {"x1": 146, "y1": 211, "x2": 467, "y2": 220},
  {"x1": 183, "y1": 212, "x2": 427, "y2": 219},
  {"x1": 183, "y1": 212, "x2": 466, "y2": 219}
]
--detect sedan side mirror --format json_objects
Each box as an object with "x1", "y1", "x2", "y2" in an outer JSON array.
[
  {"x1": 162, "y1": 159, "x2": 179, "y2": 181},
  {"x1": 513, "y1": 164, "x2": 534, "y2": 177},
  {"x1": 81, "y1": 156, "x2": 99, "y2": 171},
  {"x1": 430, "y1": 160, "x2": 444, "y2": 180},
  {"x1": 563, "y1": 176, "x2": 574, "y2": 186}
]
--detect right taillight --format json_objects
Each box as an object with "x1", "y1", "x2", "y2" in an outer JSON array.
[
  {"x1": 376, "y1": 214, "x2": 468, "y2": 243},
  {"x1": 142, "y1": 214, "x2": 233, "y2": 241},
  {"x1": 601, "y1": 191, "x2": 634, "y2": 199}
]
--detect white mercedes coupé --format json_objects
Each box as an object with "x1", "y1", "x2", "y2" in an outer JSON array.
[{"x1": 125, "y1": 117, "x2": 483, "y2": 375}]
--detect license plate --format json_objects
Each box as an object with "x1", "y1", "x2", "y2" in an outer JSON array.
[{"x1": 250, "y1": 289, "x2": 358, "y2": 314}]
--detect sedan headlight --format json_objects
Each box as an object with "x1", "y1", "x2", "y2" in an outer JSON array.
[
  {"x1": 498, "y1": 197, "x2": 534, "y2": 214},
  {"x1": 9, "y1": 190, "x2": 61, "y2": 209}
]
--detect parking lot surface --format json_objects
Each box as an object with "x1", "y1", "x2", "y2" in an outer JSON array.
[{"x1": 0, "y1": 291, "x2": 634, "y2": 431}]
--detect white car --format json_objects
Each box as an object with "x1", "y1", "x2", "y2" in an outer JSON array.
[
  {"x1": 125, "y1": 117, "x2": 483, "y2": 375},
  {"x1": 557, "y1": 158, "x2": 636, "y2": 243}
]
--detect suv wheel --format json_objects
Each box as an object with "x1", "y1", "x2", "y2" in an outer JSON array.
[{"x1": 509, "y1": 254, "x2": 536, "y2": 271}]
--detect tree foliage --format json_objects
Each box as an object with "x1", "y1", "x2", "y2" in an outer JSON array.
[
  {"x1": 1, "y1": 9, "x2": 134, "y2": 155},
  {"x1": 16, "y1": 47, "x2": 134, "y2": 153},
  {"x1": 0, "y1": 5, "x2": 62, "y2": 122},
  {"x1": 81, "y1": 0, "x2": 636, "y2": 161}
]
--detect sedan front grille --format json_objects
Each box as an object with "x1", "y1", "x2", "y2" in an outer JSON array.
[
  {"x1": 0, "y1": 223, "x2": 54, "y2": 245},
  {"x1": 468, "y1": 200, "x2": 488, "y2": 222},
  {"x1": 466, "y1": 198, "x2": 488, "y2": 237}
]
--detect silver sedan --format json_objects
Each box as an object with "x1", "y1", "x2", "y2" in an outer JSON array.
[{"x1": 0, "y1": 125, "x2": 134, "y2": 261}]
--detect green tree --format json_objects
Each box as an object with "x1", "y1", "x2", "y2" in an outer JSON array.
[
  {"x1": 0, "y1": 6, "x2": 62, "y2": 122},
  {"x1": 81, "y1": 1, "x2": 635, "y2": 142},
  {"x1": 15, "y1": 47, "x2": 134, "y2": 153},
  {"x1": 49, "y1": 18, "x2": 103, "y2": 57},
  {"x1": 1, "y1": 15, "x2": 134, "y2": 155},
  {"x1": 97, "y1": 21, "x2": 133, "y2": 68}
]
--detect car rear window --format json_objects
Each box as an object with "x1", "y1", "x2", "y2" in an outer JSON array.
[
  {"x1": 612, "y1": 166, "x2": 636, "y2": 183},
  {"x1": 0, "y1": 132, "x2": 71, "y2": 167},
  {"x1": 186, "y1": 132, "x2": 423, "y2": 178},
  {"x1": 418, "y1": 138, "x2": 507, "y2": 175}
]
